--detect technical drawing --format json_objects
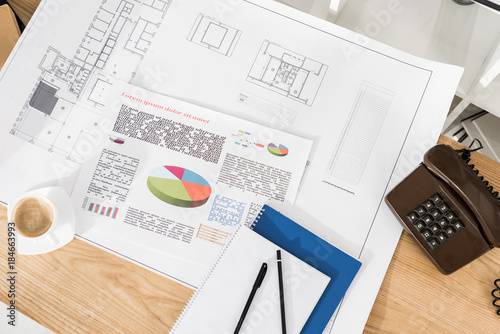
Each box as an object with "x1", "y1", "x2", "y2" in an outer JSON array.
[
  {"x1": 11, "y1": 73, "x2": 108, "y2": 164},
  {"x1": 88, "y1": 79, "x2": 113, "y2": 106},
  {"x1": 247, "y1": 40, "x2": 328, "y2": 106},
  {"x1": 188, "y1": 14, "x2": 241, "y2": 56},
  {"x1": 237, "y1": 91, "x2": 297, "y2": 125},
  {"x1": 39, "y1": 47, "x2": 89, "y2": 97},
  {"x1": 76, "y1": 0, "x2": 171, "y2": 82},
  {"x1": 142, "y1": 0, "x2": 171, "y2": 17},
  {"x1": 10, "y1": 0, "x2": 172, "y2": 163},
  {"x1": 325, "y1": 82, "x2": 394, "y2": 191},
  {"x1": 124, "y1": 18, "x2": 158, "y2": 55},
  {"x1": 29, "y1": 81, "x2": 58, "y2": 115}
]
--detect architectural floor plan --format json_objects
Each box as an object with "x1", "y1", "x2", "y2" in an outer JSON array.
[
  {"x1": 10, "y1": 0, "x2": 171, "y2": 163},
  {"x1": 248, "y1": 40, "x2": 328, "y2": 106},
  {"x1": 188, "y1": 14, "x2": 241, "y2": 57}
]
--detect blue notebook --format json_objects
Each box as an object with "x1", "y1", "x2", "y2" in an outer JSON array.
[{"x1": 250, "y1": 205, "x2": 362, "y2": 333}]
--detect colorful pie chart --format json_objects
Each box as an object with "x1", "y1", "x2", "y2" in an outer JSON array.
[
  {"x1": 109, "y1": 136, "x2": 125, "y2": 144},
  {"x1": 267, "y1": 143, "x2": 289, "y2": 157},
  {"x1": 147, "y1": 166, "x2": 211, "y2": 208}
]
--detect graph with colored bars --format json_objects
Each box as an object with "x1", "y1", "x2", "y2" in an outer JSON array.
[
  {"x1": 88, "y1": 201, "x2": 119, "y2": 219},
  {"x1": 233, "y1": 130, "x2": 265, "y2": 148},
  {"x1": 196, "y1": 225, "x2": 231, "y2": 245}
]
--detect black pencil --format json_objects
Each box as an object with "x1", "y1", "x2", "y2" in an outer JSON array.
[{"x1": 277, "y1": 250, "x2": 287, "y2": 334}]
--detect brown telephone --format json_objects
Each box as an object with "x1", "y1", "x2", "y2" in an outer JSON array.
[{"x1": 385, "y1": 144, "x2": 500, "y2": 274}]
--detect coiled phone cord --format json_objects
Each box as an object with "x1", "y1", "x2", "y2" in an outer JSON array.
[
  {"x1": 455, "y1": 145, "x2": 500, "y2": 201},
  {"x1": 455, "y1": 146, "x2": 500, "y2": 315},
  {"x1": 492, "y1": 278, "x2": 500, "y2": 316}
]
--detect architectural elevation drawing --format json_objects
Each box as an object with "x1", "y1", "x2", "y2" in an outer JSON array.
[
  {"x1": 325, "y1": 82, "x2": 394, "y2": 194},
  {"x1": 247, "y1": 40, "x2": 328, "y2": 106},
  {"x1": 188, "y1": 14, "x2": 241, "y2": 57},
  {"x1": 10, "y1": 0, "x2": 172, "y2": 163}
]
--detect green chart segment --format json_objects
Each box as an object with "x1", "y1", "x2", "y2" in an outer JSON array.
[
  {"x1": 267, "y1": 143, "x2": 289, "y2": 157},
  {"x1": 147, "y1": 166, "x2": 211, "y2": 208}
]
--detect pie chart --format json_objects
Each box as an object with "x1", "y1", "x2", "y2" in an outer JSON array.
[
  {"x1": 147, "y1": 166, "x2": 211, "y2": 208},
  {"x1": 267, "y1": 143, "x2": 289, "y2": 157}
]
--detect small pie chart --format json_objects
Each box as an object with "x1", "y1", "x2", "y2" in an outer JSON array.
[
  {"x1": 109, "y1": 136, "x2": 125, "y2": 144},
  {"x1": 267, "y1": 143, "x2": 289, "y2": 157},
  {"x1": 147, "y1": 166, "x2": 211, "y2": 208}
]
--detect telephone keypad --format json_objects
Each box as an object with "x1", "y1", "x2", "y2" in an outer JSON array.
[
  {"x1": 407, "y1": 212, "x2": 419, "y2": 223},
  {"x1": 423, "y1": 201, "x2": 433, "y2": 210},
  {"x1": 438, "y1": 203, "x2": 449, "y2": 212},
  {"x1": 423, "y1": 216, "x2": 433, "y2": 224},
  {"x1": 437, "y1": 218, "x2": 447, "y2": 227},
  {"x1": 416, "y1": 206, "x2": 426, "y2": 216},
  {"x1": 430, "y1": 194, "x2": 443, "y2": 204},
  {"x1": 444, "y1": 227, "x2": 455, "y2": 236},
  {"x1": 407, "y1": 193, "x2": 464, "y2": 250},
  {"x1": 452, "y1": 220, "x2": 465, "y2": 231},
  {"x1": 415, "y1": 221, "x2": 426, "y2": 231}
]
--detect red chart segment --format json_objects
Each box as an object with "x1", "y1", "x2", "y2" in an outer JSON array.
[
  {"x1": 147, "y1": 166, "x2": 211, "y2": 208},
  {"x1": 182, "y1": 181, "x2": 212, "y2": 206},
  {"x1": 165, "y1": 165, "x2": 185, "y2": 180},
  {"x1": 267, "y1": 143, "x2": 289, "y2": 157}
]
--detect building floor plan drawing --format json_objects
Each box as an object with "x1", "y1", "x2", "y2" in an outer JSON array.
[
  {"x1": 9, "y1": 0, "x2": 172, "y2": 163},
  {"x1": 188, "y1": 14, "x2": 241, "y2": 57},
  {"x1": 12, "y1": 49, "x2": 112, "y2": 164},
  {"x1": 248, "y1": 40, "x2": 328, "y2": 106}
]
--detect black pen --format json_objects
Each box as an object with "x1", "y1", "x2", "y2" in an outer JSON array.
[
  {"x1": 277, "y1": 250, "x2": 287, "y2": 334},
  {"x1": 234, "y1": 262, "x2": 267, "y2": 334}
]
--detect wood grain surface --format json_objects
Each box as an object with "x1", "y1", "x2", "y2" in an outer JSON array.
[
  {"x1": 2, "y1": 1, "x2": 500, "y2": 332},
  {"x1": 6, "y1": 0, "x2": 38, "y2": 25}
]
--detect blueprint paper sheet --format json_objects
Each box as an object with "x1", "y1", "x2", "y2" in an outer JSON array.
[
  {"x1": 133, "y1": 1, "x2": 462, "y2": 332},
  {"x1": 0, "y1": 0, "x2": 462, "y2": 333},
  {"x1": 0, "y1": 0, "x2": 311, "y2": 289}
]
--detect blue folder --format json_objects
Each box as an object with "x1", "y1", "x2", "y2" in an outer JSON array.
[{"x1": 250, "y1": 205, "x2": 362, "y2": 333}]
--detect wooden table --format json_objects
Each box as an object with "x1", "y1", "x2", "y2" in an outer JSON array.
[{"x1": 2, "y1": 1, "x2": 500, "y2": 332}]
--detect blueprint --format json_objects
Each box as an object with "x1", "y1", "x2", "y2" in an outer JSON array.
[
  {"x1": 0, "y1": 0, "x2": 462, "y2": 333},
  {"x1": 5, "y1": 0, "x2": 171, "y2": 166}
]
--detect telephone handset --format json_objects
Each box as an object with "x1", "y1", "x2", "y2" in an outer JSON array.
[{"x1": 386, "y1": 144, "x2": 500, "y2": 274}]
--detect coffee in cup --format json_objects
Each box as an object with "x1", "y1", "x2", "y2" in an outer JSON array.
[{"x1": 13, "y1": 196, "x2": 55, "y2": 238}]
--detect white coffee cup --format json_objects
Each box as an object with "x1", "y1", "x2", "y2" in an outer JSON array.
[{"x1": 12, "y1": 195, "x2": 60, "y2": 245}]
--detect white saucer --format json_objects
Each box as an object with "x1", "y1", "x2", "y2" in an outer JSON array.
[{"x1": 8, "y1": 186, "x2": 76, "y2": 255}]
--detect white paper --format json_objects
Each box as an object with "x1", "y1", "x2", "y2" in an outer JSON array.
[
  {"x1": 0, "y1": 0, "x2": 463, "y2": 332},
  {"x1": 132, "y1": 1, "x2": 463, "y2": 332},
  {"x1": 65, "y1": 76, "x2": 311, "y2": 287}
]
